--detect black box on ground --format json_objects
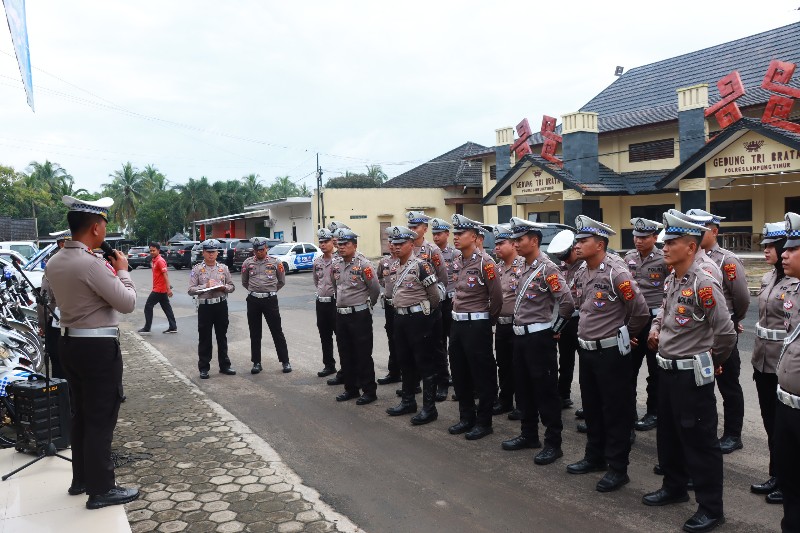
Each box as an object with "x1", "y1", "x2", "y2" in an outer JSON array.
[{"x1": 9, "y1": 378, "x2": 71, "y2": 453}]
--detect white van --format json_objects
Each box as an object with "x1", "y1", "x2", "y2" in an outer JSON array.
[{"x1": 0, "y1": 241, "x2": 38, "y2": 260}]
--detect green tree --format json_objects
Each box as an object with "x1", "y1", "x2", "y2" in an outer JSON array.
[
  {"x1": 132, "y1": 189, "x2": 185, "y2": 243},
  {"x1": 213, "y1": 180, "x2": 245, "y2": 216},
  {"x1": 241, "y1": 173, "x2": 266, "y2": 204},
  {"x1": 25, "y1": 160, "x2": 74, "y2": 198},
  {"x1": 141, "y1": 164, "x2": 168, "y2": 195},
  {"x1": 103, "y1": 162, "x2": 146, "y2": 229},
  {"x1": 366, "y1": 164, "x2": 388, "y2": 184},
  {"x1": 267, "y1": 175, "x2": 301, "y2": 199},
  {"x1": 176, "y1": 176, "x2": 217, "y2": 222}
]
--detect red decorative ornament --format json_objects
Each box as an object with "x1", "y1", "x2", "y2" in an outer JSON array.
[
  {"x1": 511, "y1": 118, "x2": 533, "y2": 159},
  {"x1": 761, "y1": 60, "x2": 800, "y2": 133},
  {"x1": 540, "y1": 115, "x2": 563, "y2": 168},
  {"x1": 704, "y1": 71, "x2": 745, "y2": 128}
]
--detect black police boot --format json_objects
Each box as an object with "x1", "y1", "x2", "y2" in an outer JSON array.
[
  {"x1": 634, "y1": 413, "x2": 657, "y2": 431},
  {"x1": 719, "y1": 435, "x2": 743, "y2": 454},
  {"x1": 86, "y1": 486, "x2": 140, "y2": 509},
  {"x1": 448, "y1": 417, "x2": 475, "y2": 435},
  {"x1": 411, "y1": 377, "x2": 439, "y2": 425},
  {"x1": 386, "y1": 395, "x2": 417, "y2": 416},
  {"x1": 575, "y1": 407, "x2": 585, "y2": 419},
  {"x1": 682, "y1": 511, "x2": 724, "y2": 532},
  {"x1": 766, "y1": 489, "x2": 783, "y2": 504},
  {"x1": 435, "y1": 382, "x2": 449, "y2": 402},
  {"x1": 318, "y1": 366, "x2": 336, "y2": 377},
  {"x1": 751, "y1": 476, "x2": 778, "y2": 495},
  {"x1": 251, "y1": 362, "x2": 262, "y2": 374},
  {"x1": 492, "y1": 399, "x2": 513, "y2": 416},
  {"x1": 377, "y1": 373, "x2": 401, "y2": 385}
]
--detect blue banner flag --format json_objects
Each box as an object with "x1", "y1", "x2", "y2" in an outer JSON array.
[{"x1": 3, "y1": 0, "x2": 34, "y2": 111}]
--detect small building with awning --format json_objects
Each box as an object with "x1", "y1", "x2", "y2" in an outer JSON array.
[{"x1": 192, "y1": 197, "x2": 313, "y2": 243}]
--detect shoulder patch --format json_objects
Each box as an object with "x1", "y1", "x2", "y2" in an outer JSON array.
[
  {"x1": 484, "y1": 262, "x2": 496, "y2": 280},
  {"x1": 698, "y1": 286, "x2": 715, "y2": 308},
  {"x1": 364, "y1": 266, "x2": 374, "y2": 280},
  {"x1": 277, "y1": 262, "x2": 284, "y2": 273},
  {"x1": 723, "y1": 263, "x2": 736, "y2": 281},
  {"x1": 432, "y1": 254, "x2": 441, "y2": 267},
  {"x1": 546, "y1": 273, "x2": 561, "y2": 292},
  {"x1": 618, "y1": 280, "x2": 635, "y2": 301}
]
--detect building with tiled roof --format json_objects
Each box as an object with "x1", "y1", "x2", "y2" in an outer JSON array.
[{"x1": 383, "y1": 142, "x2": 487, "y2": 189}]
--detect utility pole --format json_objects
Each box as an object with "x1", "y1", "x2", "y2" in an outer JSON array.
[{"x1": 316, "y1": 153, "x2": 325, "y2": 229}]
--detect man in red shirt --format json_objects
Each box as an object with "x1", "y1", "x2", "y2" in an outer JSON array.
[{"x1": 138, "y1": 242, "x2": 177, "y2": 333}]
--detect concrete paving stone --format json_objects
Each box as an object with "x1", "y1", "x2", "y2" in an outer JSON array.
[
  {"x1": 218, "y1": 483, "x2": 242, "y2": 494},
  {"x1": 223, "y1": 461, "x2": 246, "y2": 469},
  {"x1": 216, "y1": 521, "x2": 245, "y2": 533},
  {"x1": 133, "y1": 519, "x2": 160, "y2": 532},
  {"x1": 176, "y1": 462, "x2": 197, "y2": 469},
  {"x1": 245, "y1": 461, "x2": 267, "y2": 469},
  {"x1": 231, "y1": 449, "x2": 254, "y2": 457},
  {"x1": 208, "y1": 510, "x2": 238, "y2": 523},
  {"x1": 197, "y1": 491, "x2": 223, "y2": 503},
  {"x1": 159, "y1": 520, "x2": 189, "y2": 533},
  {"x1": 227, "y1": 468, "x2": 250, "y2": 476},
  {"x1": 267, "y1": 483, "x2": 292, "y2": 494},
  {"x1": 251, "y1": 493, "x2": 280, "y2": 505},
  {"x1": 226, "y1": 500, "x2": 256, "y2": 514},
  {"x1": 234, "y1": 475, "x2": 258, "y2": 485},
  {"x1": 149, "y1": 500, "x2": 178, "y2": 512},
  {"x1": 227, "y1": 442, "x2": 247, "y2": 450},
  {"x1": 285, "y1": 501, "x2": 312, "y2": 513},
  {"x1": 295, "y1": 510, "x2": 321, "y2": 523},
  {"x1": 201, "y1": 436, "x2": 220, "y2": 443},
  {"x1": 258, "y1": 475, "x2": 282, "y2": 485},
  {"x1": 141, "y1": 480, "x2": 166, "y2": 490},
  {"x1": 252, "y1": 468, "x2": 275, "y2": 477},
  {"x1": 263, "y1": 510, "x2": 294, "y2": 524},
  {"x1": 175, "y1": 501, "x2": 203, "y2": 512},
  {"x1": 206, "y1": 468, "x2": 228, "y2": 477},
  {"x1": 146, "y1": 490, "x2": 173, "y2": 502},
  {"x1": 241, "y1": 483, "x2": 267, "y2": 494},
  {"x1": 170, "y1": 491, "x2": 197, "y2": 502},
  {"x1": 275, "y1": 492, "x2": 301, "y2": 503},
  {"x1": 192, "y1": 482, "x2": 217, "y2": 493},
  {"x1": 126, "y1": 499, "x2": 151, "y2": 512},
  {"x1": 202, "y1": 501, "x2": 230, "y2": 513},
  {"x1": 210, "y1": 475, "x2": 235, "y2": 485},
  {"x1": 154, "y1": 509, "x2": 185, "y2": 523},
  {"x1": 128, "y1": 508, "x2": 155, "y2": 522},
  {"x1": 221, "y1": 492, "x2": 250, "y2": 503},
  {"x1": 276, "y1": 522, "x2": 303, "y2": 533},
  {"x1": 244, "y1": 521, "x2": 276, "y2": 533},
  {"x1": 200, "y1": 461, "x2": 222, "y2": 469},
  {"x1": 304, "y1": 522, "x2": 335, "y2": 533},
  {"x1": 187, "y1": 521, "x2": 218, "y2": 533}
]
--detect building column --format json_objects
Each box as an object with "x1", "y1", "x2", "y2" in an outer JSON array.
[
  {"x1": 679, "y1": 178, "x2": 709, "y2": 211},
  {"x1": 677, "y1": 85, "x2": 709, "y2": 211},
  {"x1": 563, "y1": 189, "x2": 583, "y2": 227}
]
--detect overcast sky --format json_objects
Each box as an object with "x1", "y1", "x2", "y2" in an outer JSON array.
[{"x1": 0, "y1": 1, "x2": 799, "y2": 193}]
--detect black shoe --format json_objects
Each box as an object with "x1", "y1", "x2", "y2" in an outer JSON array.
[
  {"x1": 162, "y1": 328, "x2": 178, "y2": 334},
  {"x1": 219, "y1": 367, "x2": 236, "y2": 375},
  {"x1": 766, "y1": 489, "x2": 783, "y2": 504},
  {"x1": 355, "y1": 393, "x2": 377, "y2": 405},
  {"x1": 653, "y1": 464, "x2": 664, "y2": 475},
  {"x1": 396, "y1": 385, "x2": 421, "y2": 396},
  {"x1": 86, "y1": 487, "x2": 140, "y2": 509},
  {"x1": 410, "y1": 407, "x2": 438, "y2": 425},
  {"x1": 577, "y1": 421, "x2": 587, "y2": 433},
  {"x1": 317, "y1": 366, "x2": 336, "y2": 377},
  {"x1": 336, "y1": 390, "x2": 359, "y2": 402},
  {"x1": 507, "y1": 409, "x2": 522, "y2": 421},
  {"x1": 687, "y1": 478, "x2": 695, "y2": 491},
  {"x1": 377, "y1": 373, "x2": 401, "y2": 385},
  {"x1": 718, "y1": 435, "x2": 742, "y2": 454},
  {"x1": 136, "y1": 327, "x2": 150, "y2": 334},
  {"x1": 534, "y1": 446, "x2": 563, "y2": 465},
  {"x1": 751, "y1": 476, "x2": 778, "y2": 495},
  {"x1": 566, "y1": 459, "x2": 607, "y2": 475},
  {"x1": 630, "y1": 429, "x2": 636, "y2": 446},
  {"x1": 575, "y1": 407, "x2": 585, "y2": 419},
  {"x1": 492, "y1": 401, "x2": 513, "y2": 416},
  {"x1": 411, "y1": 377, "x2": 439, "y2": 425},
  {"x1": 682, "y1": 511, "x2": 724, "y2": 533},
  {"x1": 68, "y1": 481, "x2": 86, "y2": 496},
  {"x1": 642, "y1": 487, "x2": 690, "y2": 506},
  {"x1": 386, "y1": 400, "x2": 417, "y2": 416},
  {"x1": 282, "y1": 362, "x2": 292, "y2": 373},
  {"x1": 635, "y1": 413, "x2": 657, "y2": 431},
  {"x1": 251, "y1": 363, "x2": 262, "y2": 374},
  {"x1": 465, "y1": 425, "x2": 493, "y2": 440},
  {"x1": 327, "y1": 375, "x2": 344, "y2": 386},
  {"x1": 435, "y1": 383, "x2": 449, "y2": 402},
  {"x1": 501, "y1": 435, "x2": 542, "y2": 451},
  {"x1": 200, "y1": 371, "x2": 209, "y2": 379},
  {"x1": 561, "y1": 398, "x2": 574, "y2": 409},
  {"x1": 448, "y1": 419, "x2": 475, "y2": 435},
  {"x1": 596, "y1": 470, "x2": 630, "y2": 492}
]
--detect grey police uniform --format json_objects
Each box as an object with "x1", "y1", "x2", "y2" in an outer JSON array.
[
  {"x1": 438, "y1": 241, "x2": 461, "y2": 352},
  {"x1": 313, "y1": 233, "x2": 340, "y2": 376},
  {"x1": 493, "y1": 224, "x2": 523, "y2": 414},
  {"x1": 38, "y1": 272, "x2": 66, "y2": 378},
  {"x1": 378, "y1": 252, "x2": 401, "y2": 381}
]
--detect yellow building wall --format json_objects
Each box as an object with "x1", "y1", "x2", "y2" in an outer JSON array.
[
  {"x1": 598, "y1": 127, "x2": 683, "y2": 174},
  {"x1": 598, "y1": 193, "x2": 679, "y2": 249},
  {"x1": 709, "y1": 172, "x2": 800, "y2": 233}
]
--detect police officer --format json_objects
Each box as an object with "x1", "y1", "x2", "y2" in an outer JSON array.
[
  {"x1": 242, "y1": 237, "x2": 291, "y2": 374},
  {"x1": 503, "y1": 218, "x2": 574, "y2": 465},
  {"x1": 566, "y1": 215, "x2": 649, "y2": 493},
  {"x1": 776, "y1": 211, "x2": 800, "y2": 532},
  {"x1": 377, "y1": 229, "x2": 401, "y2": 385},
  {"x1": 490, "y1": 224, "x2": 523, "y2": 416},
  {"x1": 642, "y1": 211, "x2": 735, "y2": 533},
  {"x1": 447, "y1": 214, "x2": 503, "y2": 440},
  {"x1": 547, "y1": 229, "x2": 582, "y2": 411},
  {"x1": 188, "y1": 239, "x2": 236, "y2": 379},
  {"x1": 431, "y1": 217, "x2": 461, "y2": 398},
  {"x1": 314, "y1": 228, "x2": 342, "y2": 380},
  {"x1": 626, "y1": 218, "x2": 667, "y2": 432},
  {"x1": 385, "y1": 226, "x2": 441, "y2": 424},
  {"x1": 750, "y1": 221, "x2": 795, "y2": 505},
  {"x1": 38, "y1": 229, "x2": 70, "y2": 379},
  {"x1": 686, "y1": 208, "x2": 750, "y2": 454},
  {"x1": 331, "y1": 228, "x2": 381, "y2": 404},
  {"x1": 46, "y1": 195, "x2": 139, "y2": 508}
]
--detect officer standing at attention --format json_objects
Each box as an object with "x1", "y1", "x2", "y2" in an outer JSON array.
[
  {"x1": 38, "y1": 229, "x2": 70, "y2": 379},
  {"x1": 750, "y1": 221, "x2": 796, "y2": 505},
  {"x1": 377, "y1": 229, "x2": 401, "y2": 386},
  {"x1": 188, "y1": 239, "x2": 236, "y2": 379},
  {"x1": 431, "y1": 217, "x2": 461, "y2": 397},
  {"x1": 314, "y1": 228, "x2": 342, "y2": 380},
  {"x1": 331, "y1": 228, "x2": 381, "y2": 404},
  {"x1": 686, "y1": 208, "x2": 750, "y2": 454},
  {"x1": 447, "y1": 214, "x2": 503, "y2": 440},
  {"x1": 547, "y1": 230, "x2": 583, "y2": 413},
  {"x1": 503, "y1": 218, "x2": 574, "y2": 465},
  {"x1": 566, "y1": 215, "x2": 649, "y2": 492},
  {"x1": 642, "y1": 211, "x2": 735, "y2": 533},
  {"x1": 385, "y1": 226, "x2": 441, "y2": 424},
  {"x1": 46, "y1": 195, "x2": 139, "y2": 509},
  {"x1": 625, "y1": 218, "x2": 667, "y2": 433},
  {"x1": 241, "y1": 237, "x2": 291, "y2": 374},
  {"x1": 775, "y1": 211, "x2": 800, "y2": 532},
  {"x1": 490, "y1": 224, "x2": 523, "y2": 416}
]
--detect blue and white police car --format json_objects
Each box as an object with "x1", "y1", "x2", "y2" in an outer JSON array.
[{"x1": 268, "y1": 242, "x2": 322, "y2": 273}]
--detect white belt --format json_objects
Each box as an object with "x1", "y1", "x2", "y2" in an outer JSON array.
[
  {"x1": 446, "y1": 291, "x2": 456, "y2": 299},
  {"x1": 250, "y1": 291, "x2": 277, "y2": 298},
  {"x1": 778, "y1": 386, "x2": 800, "y2": 409},
  {"x1": 650, "y1": 308, "x2": 661, "y2": 317},
  {"x1": 756, "y1": 322, "x2": 787, "y2": 341},
  {"x1": 62, "y1": 327, "x2": 119, "y2": 338},
  {"x1": 199, "y1": 296, "x2": 227, "y2": 305},
  {"x1": 317, "y1": 296, "x2": 334, "y2": 303},
  {"x1": 337, "y1": 303, "x2": 370, "y2": 314},
  {"x1": 384, "y1": 298, "x2": 393, "y2": 306},
  {"x1": 395, "y1": 304, "x2": 424, "y2": 315},
  {"x1": 513, "y1": 322, "x2": 553, "y2": 336},
  {"x1": 452, "y1": 311, "x2": 490, "y2": 321},
  {"x1": 578, "y1": 336, "x2": 617, "y2": 351},
  {"x1": 497, "y1": 316, "x2": 513, "y2": 325},
  {"x1": 571, "y1": 310, "x2": 580, "y2": 318},
  {"x1": 656, "y1": 353, "x2": 697, "y2": 371}
]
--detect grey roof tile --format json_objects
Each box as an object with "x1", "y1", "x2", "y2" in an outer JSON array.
[{"x1": 382, "y1": 142, "x2": 488, "y2": 188}]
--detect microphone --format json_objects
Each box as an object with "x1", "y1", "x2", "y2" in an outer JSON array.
[{"x1": 100, "y1": 241, "x2": 115, "y2": 262}]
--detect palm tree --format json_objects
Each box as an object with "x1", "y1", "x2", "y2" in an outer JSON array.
[
  {"x1": 366, "y1": 164, "x2": 388, "y2": 184},
  {"x1": 267, "y1": 175, "x2": 299, "y2": 200},
  {"x1": 103, "y1": 162, "x2": 145, "y2": 229},
  {"x1": 176, "y1": 176, "x2": 217, "y2": 222},
  {"x1": 25, "y1": 160, "x2": 75, "y2": 199},
  {"x1": 240, "y1": 173, "x2": 266, "y2": 204},
  {"x1": 141, "y1": 164, "x2": 168, "y2": 194},
  {"x1": 212, "y1": 180, "x2": 244, "y2": 216}
]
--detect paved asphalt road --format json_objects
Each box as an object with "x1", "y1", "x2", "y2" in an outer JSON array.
[{"x1": 121, "y1": 265, "x2": 781, "y2": 533}]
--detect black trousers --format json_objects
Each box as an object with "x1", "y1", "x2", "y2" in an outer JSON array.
[
  {"x1": 440, "y1": 296, "x2": 453, "y2": 352},
  {"x1": 775, "y1": 400, "x2": 800, "y2": 532},
  {"x1": 754, "y1": 370, "x2": 779, "y2": 476},
  {"x1": 514, "y1": 330, "x2": 563, "y2": 448},
  {"x1": 716, "y1": 340, "x2": 744, "y2": 438},
  {"x1": 197, "y1": 301, "x2": 231, "y2": 372},
  {"x1": 631, "y1": 315, "x2": 658, "y2": 419},
  {"x1": 384, "y1": 303, "x2": 400, "y2": 376},
  {"x1": 395, "y1": 312, "x2": 436, "y2": 395},
  {"x1": 557, "y1": 316, "x2": 578, "y2": 400},
  {"x1": 450, "y1": 319, "x2": 496, "y2": 427},
  {"x1": 578, "y1": 346, "x2": 633, "y2": 473},
  {"x1": 658, "y1": 368, "x2": 724, "y2": 517},
  {"x1": 433, "y1": 307, "x2": 450, "y2": 385},
  {"x1": 143, "y1": 291, "x2": 176, "y2": 330},
  {"x1": 335, "y1": 309, "x2": 376, "y2": 395},
  {"x1": 495, "y1": 323, "x2": 516, "y2": 407},
  {"x1": 316, "y1": 300, "x2": 339, "y2": 370},
  {"x1": 60, "y1": 336, "x2": 123, "y2": 495},
  {"x1": 246, "y1": 295, "x2": 289, "y2": 364},
  {"x1": 45, "y1": 325, "x2": 65, "y2": 379}
]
